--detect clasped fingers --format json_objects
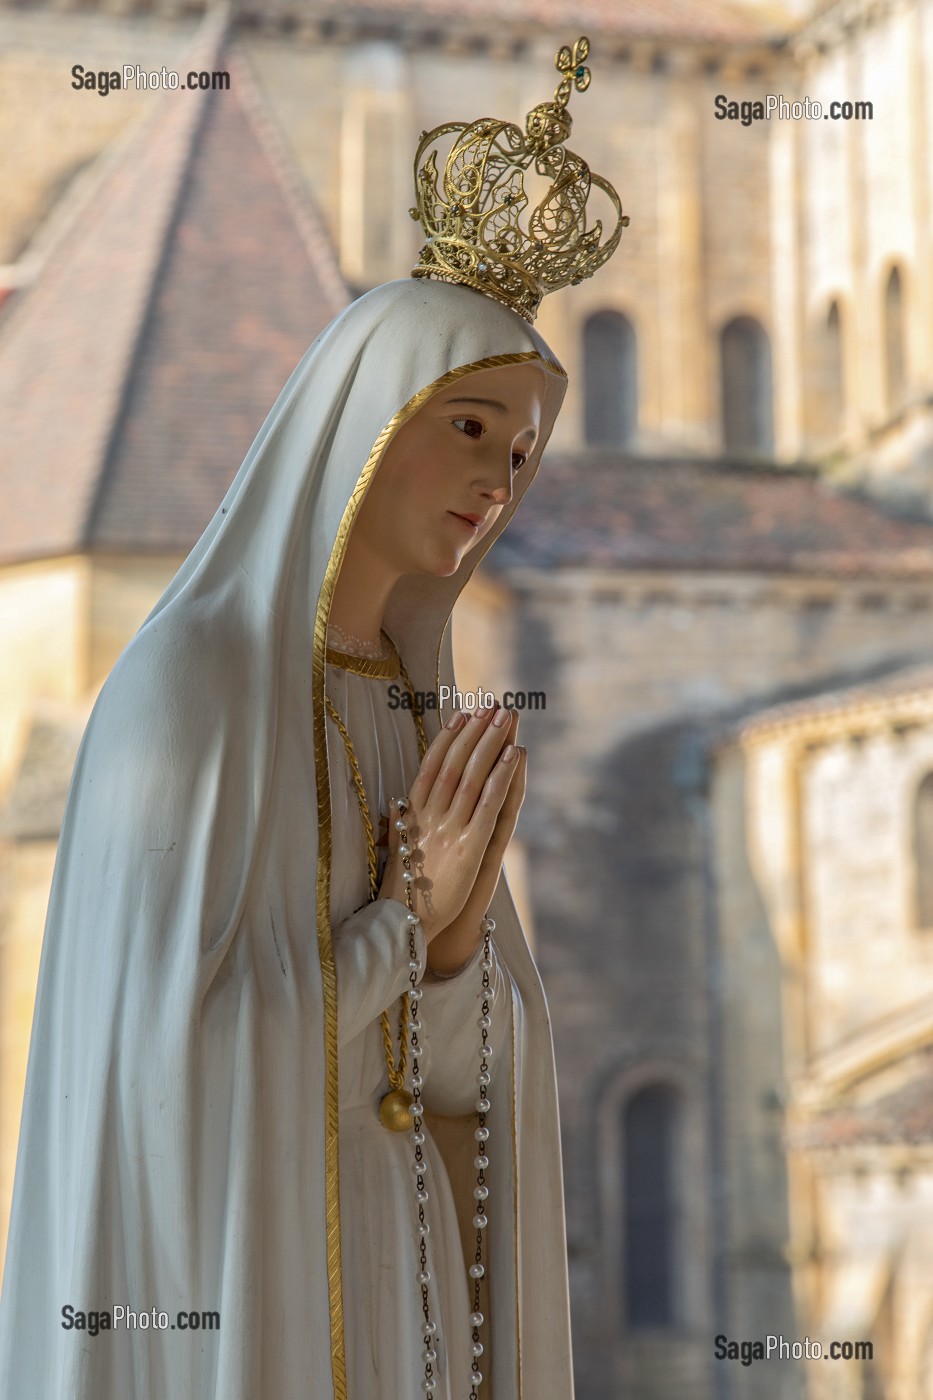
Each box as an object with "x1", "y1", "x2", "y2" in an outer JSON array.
[{"x1": 409, "y1": 702, "x2": 511, "y2": 817}]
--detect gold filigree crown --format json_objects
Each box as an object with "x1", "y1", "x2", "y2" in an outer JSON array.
[{"x1": 408, "y1": 35, "x2": 629, "y2": 325}]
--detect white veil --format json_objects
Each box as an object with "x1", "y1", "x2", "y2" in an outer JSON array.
[{"x1": 0, "y1": 276, "x2": 573, "y2": 1398}]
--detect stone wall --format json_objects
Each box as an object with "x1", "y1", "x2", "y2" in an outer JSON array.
[{"x1": 4, "y1": 3, "x2": 932, "y2": 480}]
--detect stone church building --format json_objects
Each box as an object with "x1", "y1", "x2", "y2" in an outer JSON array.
[{"x1": 1, "y1": 1, "x2": 933, "y2": 1397}]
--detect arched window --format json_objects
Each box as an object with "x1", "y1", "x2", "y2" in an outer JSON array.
[
  {"x1": 825, "y1": 300, "x2": 844, "y2": 430},
  {"x1": 361, "y1": 101, "x2": 399, "y2": 278},
  {"x1": 803, "y1": 299, "x2": 846, "y2": 447},
  {"x1": 583, "y1": 309, "x2": 637, "y2": 447},
  {"x1": 341, "y1": 73, "x2": 406, "y2": 288},
  {"x1": 622, "y1": 1084, "x2": 682, "y2": 1327},
  {"x1": 913, "y1": 771, "x2": 933, "y2": 929},
  {"x1": 720, "y1": 315, "x2": 773, "y2": 455},
  {"x1": 883, "y1": 266, "x2": 906, "y2": 414}
]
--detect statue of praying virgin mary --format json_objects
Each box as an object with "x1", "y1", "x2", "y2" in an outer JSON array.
[{"x1": 0, "y1": 35, "x2": 626, "y2": 1400}]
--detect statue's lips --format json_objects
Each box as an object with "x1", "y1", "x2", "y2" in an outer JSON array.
[{"x1": 448, "y1": 512, "x2": 482, "y2": 532}]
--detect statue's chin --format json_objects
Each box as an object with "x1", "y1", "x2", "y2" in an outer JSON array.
[{"x1": 405, "y1": 543, "x2": 468, "y2": 579}]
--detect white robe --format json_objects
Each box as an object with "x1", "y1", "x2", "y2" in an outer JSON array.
[
  {"x1": 327, "y1": 653, "x2": 510, "y2": 1398},
  {"x1": 0, "y1": 276, "x2": 575, "y2": 1399}
]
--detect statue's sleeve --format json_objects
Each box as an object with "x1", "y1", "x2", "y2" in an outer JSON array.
[
  {"x1": 331, "y1": 898, "x2": 428, "y2": 1045},
  {"x1": 415, "y1": 938, "x2": 510, "y2": 1115}
]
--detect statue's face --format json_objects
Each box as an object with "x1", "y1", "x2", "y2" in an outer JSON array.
[{"x1": 351, "y1": 361, "x2": 546, "y2": 578}]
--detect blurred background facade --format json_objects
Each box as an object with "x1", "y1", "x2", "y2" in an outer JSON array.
[{"x1": 1, "y1": 0, "x2": 933, "y2": 1396}]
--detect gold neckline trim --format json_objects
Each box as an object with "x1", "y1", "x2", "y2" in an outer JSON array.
[{"x1": 325, "y1": 631, "x2": 400, "y2": 679}]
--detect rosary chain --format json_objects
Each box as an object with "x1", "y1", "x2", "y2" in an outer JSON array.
[{"x1": 395, "y1": 795, "x2": 495, "y2": 1397}]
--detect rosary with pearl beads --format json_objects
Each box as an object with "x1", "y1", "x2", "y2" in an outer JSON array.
[{"x1": 387, "y1": 795, "x2": 495, "y2": 1398}]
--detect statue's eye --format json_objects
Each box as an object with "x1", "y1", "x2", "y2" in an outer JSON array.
[
  {"x1": 451, "y1": 417, "x2": 526, "y2": 473},
  {"x1": 451, "y1": 417, "x2": 484, "y2": 439}
]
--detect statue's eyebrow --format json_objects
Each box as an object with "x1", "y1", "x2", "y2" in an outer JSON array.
[
  {"x1": 445, "y1": 395, "x2": 507, "y2": 411},
  {"x1": 444, "y1": 396, "x2": 537, "y2": 437}
]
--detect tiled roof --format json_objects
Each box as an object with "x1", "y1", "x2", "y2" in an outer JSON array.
[
  {"x1": 723, "y1": 663, "x2": 933, "y2": 747},
  {"x1": 489, "y1": 455, "x2": 933, "y2": 577},
  {"x1": 0, "y1": 17, "x2": 349, "y2": 565},
  {"x1": 297, "y1": 0, "x2": 785, "y2": 42},
  {"x1": 790, "y1": 1049, "x2": 933, "y2": 1150}
]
